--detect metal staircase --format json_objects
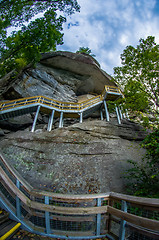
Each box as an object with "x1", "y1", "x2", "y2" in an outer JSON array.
[
  {"x1": 0, "y1": 208, "x2": 21, "y2": 240},
  {"x1": 0, "y1": 85, "x2": 124, "y2": 131}
]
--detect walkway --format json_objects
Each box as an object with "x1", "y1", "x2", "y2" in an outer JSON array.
[{"x1": 0, "y1": 85, "x2": 124, "y2": 132}]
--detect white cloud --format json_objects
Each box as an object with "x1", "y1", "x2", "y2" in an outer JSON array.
[{"x1": 57, "y1": 0, "x2": 159, "y2": 75}]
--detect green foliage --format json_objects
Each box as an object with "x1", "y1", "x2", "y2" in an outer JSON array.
[
  {"x1": 141, "y1": 129, "x2": 159, "y2": 163},
  {"x1": 125, "y1": 159, "x2": 159, "y2": 198},
  {"x1": 124, "y1": 129, "x2": 159, "y2": 198},
  {"x1": 0, "y1": 0, "x2": 80, "y2": 77},
  {"x1": 123, "y1": 80, "x2": 149, "y2": 112},
  {"x1": 113, "y1": 36, "x2": 159, "y2": 127},
  {"x1": 76, "y1": 47, "x2": 96, "y2": 57}
]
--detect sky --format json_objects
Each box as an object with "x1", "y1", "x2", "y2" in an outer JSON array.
[{"x1": 57, "y1": 0, "x2": 159, "y2": 75}]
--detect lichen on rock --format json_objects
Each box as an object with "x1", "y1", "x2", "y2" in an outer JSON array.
[{"x1": 0, "y1": 119, "x2": 146, "y2": 194}]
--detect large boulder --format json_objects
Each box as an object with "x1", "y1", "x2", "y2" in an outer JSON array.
[
  {"x1": 0, "y1": 51, "x2": 115, "y2": 102},
  {"x1": 0, "y1": 119, "x2": 147, "y2": 194}
]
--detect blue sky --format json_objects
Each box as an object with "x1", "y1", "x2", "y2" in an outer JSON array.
[{"x1": 57, "y1": 0, "x2": 159, "y2": 75}]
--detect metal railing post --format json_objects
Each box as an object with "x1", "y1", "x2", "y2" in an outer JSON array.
[
  {"x1": 96, "y1": 198, "x2": 102, "y2": 236},
  {"x1": 47, "y1": 109, "x2": 55, "y2": 132},
  {"x1": 59, "y1": 112, "x2": 63, "y2": 128},
  {"x1": 115, "y1": 105, "x2": 121, "y2": 124},
  {"x1": 125, "y1": 109, "x2": 130, "y2": 120},
  {"x1": 118, "y1": 106, "x2": 123, "y2": 120},
  {"x1": 103, "y1": 100, "x2": 109, "y2": 121},
  {"x1": 31, "y1": 105, "x2": 40, "y2": 132},
  {"x1": 45, "y1": 196, "x2": 51, "y2": 234},
  {"x1": 100, "y1": 110, "x2": 104, "y2": 120},
  {"x1": 119, "y1": 200, "x2": 127, "y2": 240},
  {"x1": 16, "y1": 179, "x2": 21, "y2": 219},
  {"x1": 121, "y1": 105, "x2": 126, "y2": 119},
  {"x1": 80, "y1": 112, "x2": 83, "y2": 123}
]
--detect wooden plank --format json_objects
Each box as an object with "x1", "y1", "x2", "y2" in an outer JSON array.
[
  {"x1": 0, "y1": 220, "x2": 16, "y2": 236},
  {"x1": 1, "y1": 179, "x2": 17, "y2": 198},
  {"x1": 127, "y1": 202, "x2": 159, "y2": 212},
  {"x1": 49, "y1": 215, "x2": 94, "y2": 222},
  {"x1": 29, "y1": 209, "x2": 95, "y2": 222},
  {"x1": 110, "y1": 192, "x2": 159, "y2": 208},
  {"x1": 30, "y1": 201, "x2": 107, "y2": 215},
  {"x1": 46, "y1": 230, "x2": 95, "y2": 237},
  {"x1": 107, "y1": 232, "x2": 118, "y2": 240},
  {"x1": 0, "y1": 154, "x2": 33, "y2": 192},
  {"x1": 128, "y1": 222, "x2": 159, "y2": 239},
  {"x1": 0, "y1": 166, "x2": 30, "y2": 205},
  {"x1": 1, "y1": 153, "x2": 159, "y2": 211},
  {"x1": 0, "y1": 166, "x2": 107, "y2": 215},
  {"x1": 107, "y1": 206, "x2": 159, "y2": 231},
  {"x1": 32, "y1": 191, "x2": 109, "y2": 201}
]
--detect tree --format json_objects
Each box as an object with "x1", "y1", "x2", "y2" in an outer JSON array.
[
  {"x1": 76, "y1": 47, "x2": 96, "y2": 57},
  {"x1": 114, "y1": 36, "x2": 159, "y2": 127},
  {"x1": 124, "y1": 129, "x2": 159, "y2": 198},
  {"x1": 0, "y1": 0, "x2": 80, "y2": 77}
]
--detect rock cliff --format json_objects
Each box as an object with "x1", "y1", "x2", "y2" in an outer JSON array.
[
  {"x1": 0, "y1": 51, "x2": 147, "y2": 195},
  {"x1": 0, "y1": 51, "x2": 115, "y2": 102},
  {"x1": 0, "y1": 119, "x2": 146, "y2": 194}
]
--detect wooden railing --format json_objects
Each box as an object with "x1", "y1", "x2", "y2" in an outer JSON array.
[{"x1": 0, "y1": 152, "x2": 159, "y2": 239}]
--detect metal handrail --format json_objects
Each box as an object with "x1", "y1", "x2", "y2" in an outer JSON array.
[
  {"x1": 0, "y1": 85, "x2": 122, "y2": 114},
  {"x1": 0, "y1": 95, "x2": 102, "y2": 112}
]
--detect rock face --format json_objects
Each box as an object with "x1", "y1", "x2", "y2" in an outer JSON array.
[
  {"x1": 0, "y1": 51, "x2": 147, "y2": 195},
  {"x1": 0, "y1": 119, "x2": 147, "y2": 194},
  {"x1": 0, "y1": 51, "x2": 115, "y2": 102}
]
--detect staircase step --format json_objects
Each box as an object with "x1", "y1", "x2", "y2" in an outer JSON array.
[
  {"x1": 0, "y1": 211, "x2": 9, "y2": 225},
  {"x1": 0, "y1": 220, "x2": 13, "y2": 235},
  {"x1": 0, "y1": 209, "x2": 21, "y2": 240},
  {"x1": 0, "y1": 221, "x2": 21, "y2": 239}
]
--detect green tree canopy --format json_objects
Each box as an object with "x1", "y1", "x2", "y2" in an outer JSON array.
[
  {"x1": 114, "y1": 36, "x2": 159, "y2": 123},
  {"x1": 76, "y1": 47, "x2": 96, "y2": 57},
  {"x1": 0, "y1": 0, "x2": 80, "y2": 77},
  {"x1": 116, "y1": 37, "x2": 159, "y2": 197},
  {"x1": 124, "y1": 129, "x2": 159, "y2": 198}
]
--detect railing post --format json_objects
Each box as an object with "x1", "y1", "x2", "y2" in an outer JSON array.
[
  {"x1": 115, "y1": 105, "x2": 121, "y2": 124},
  {"x1": 106, "y1": 198, "x2": 111, "y2": 234},
  {"x1": 122, "y1": 106, "x2": 129, "y2": 119},
  {"x1": 47, "y1": 109, "x2": 55, "y2": 132},
  {"x1": 80, "y1": 112, "x2": 83, "y2": 123},
  {"x1": 118, "y1": 106, "x2": 123, "y2": 120},
  {"x1": 103, "y1": 100, "x2": 109, "y2": 121},
  {"x1": 31, "y1": 105, "x2": 40, "y2": 132},
  {"x1": 122, "y1": 111, "x2": 126, "y2": 119},
  {"x1": 96, "y1": 198, "x2": 102, "y2": 236},
  {"x1": 119, "y1": 200, "x2": 127, "y2": 240},
  {"x1": 100, "y1": 110, "x2": 103, "y2": 120},
  {"x1": 16, "y1": 179, "x2": 21, "y2": 219},
  {"x1": 59, "y1": 112, "x2": 63, "y2": 128},
  {"x1": 45, "y1": 196, "x2": 51, "y2": 234},
  {"x1": 125, "y1": 109, "x2": 130, "y2": 120}
]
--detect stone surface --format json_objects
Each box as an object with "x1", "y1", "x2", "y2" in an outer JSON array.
[
  {"x1": 0, "y1": 51, "x2": 115, "y2": 101},
  {"x1": 0, "y1": 128, "x2": 4, "y2": 136},
  {"x1": 0, "y1": 119, "x2": 147, "y2": 194},
  {"x1": 0, "y1": 51, "x2": 148, "y2": 196}
]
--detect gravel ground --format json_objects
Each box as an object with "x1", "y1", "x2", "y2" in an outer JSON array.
[{"x1": 11, "y1": 230, "x2": 108, "y2": 240}]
